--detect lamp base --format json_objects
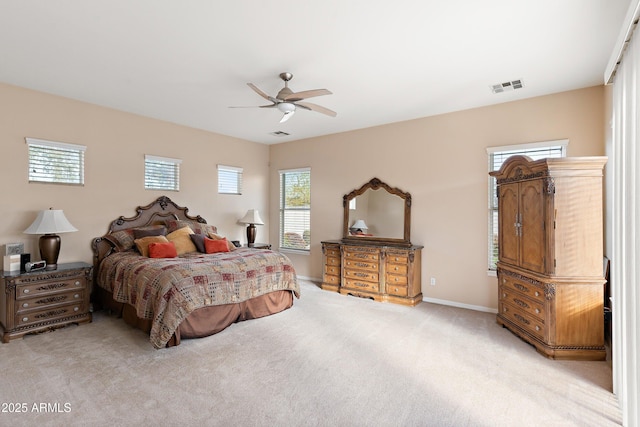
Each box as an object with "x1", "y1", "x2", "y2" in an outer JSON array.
[
  {"x1": 39, "y1": 234, "x2": 60, "y2": 271},
  {"x1": 246, "y1": 224, "x2": 257, "y2": 247}
]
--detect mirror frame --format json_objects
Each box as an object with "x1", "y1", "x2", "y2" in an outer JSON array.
[{"x1": 342, "y1": 177, "x2": 412, "y2": 247}]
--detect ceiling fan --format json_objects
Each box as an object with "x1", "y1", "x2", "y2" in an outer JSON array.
[{"x1": 232, "y1": 72, "x2": 337, "y2": 123}]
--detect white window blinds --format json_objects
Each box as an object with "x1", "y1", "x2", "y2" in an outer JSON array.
[
  {"x1": 217, "y1": 165, "x2": 243, "y2": 195},
  {"x1": 279, "y1": 168, "x2": 311, "y2": 251},
  {"x1": 26, "y1": 138, "x2": 86, "y2": 185},
  {"x1": 145, "y1": 155, "x2": 181, "y2": 191}
]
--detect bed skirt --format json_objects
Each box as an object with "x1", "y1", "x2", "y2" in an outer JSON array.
[{"x1": 95, "y1": 287, "x2": 294, "y2": 347}]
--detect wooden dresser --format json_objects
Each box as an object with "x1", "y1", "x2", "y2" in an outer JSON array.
[
  {"x1": 490, "y1": 156, "x2": 607, "y2": 360},
  {"x1": 321, "y1": 240, "x2": 423, "y2": 306},
  {"x1": 0, "y1": 262, "x2": 92, "y2": 343}
]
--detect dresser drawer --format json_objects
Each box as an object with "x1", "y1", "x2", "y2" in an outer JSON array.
[
  {"x1": 386, "y1": 263, "x2": 408, "y2": 276},
  {"x1": 344, "y1": 247, "x2": 379, "y2": 262},
  {"x1": 343, "y1": 278, "x2": 379, "y2": 293},
  {"x1": 386, "y1": 252, "x2": 409, "y2": 264},
  {"x1": 324, "y1": 264, "x2": 340, "y2": 276},
  {"x1": 16, "y1": 277, "x2": 85, "y2": 300},
  {"x1": 17, "y1": 289, "x2": 85, "y2": 313},
  {"x1": 386, "y1": 273, "x2": 408, "y2": 286},
  {"x1": 323, "y1": 274, "x2": 340, "y2": 286},
  {"x1": 15, "y1": 303, "x2": 85, "y2": 327},
  {"x1": 500, "y1": 301, "x2": 545, "y2": 341},
  {"x1": 500, "y1": 275, "x2": 545, "y2": 304},
  {"x1": 387, "y1": 283, "x2": 408, "y2": 296},
  {"x1": 326, "y1": 256, "x2": 340, "y2": 267},
  {"x1": 344, "y1": 269, "x2": 379, "y2": 282},
  {"x1": 499, "y1": 287, "x2": 544, "y2": 320},
  {"x1": 343, "y1": 258, "x2": 379, "y2": 272},
  {"x1": 325, "y1": 247, "x2": 341, "y2": 258}
]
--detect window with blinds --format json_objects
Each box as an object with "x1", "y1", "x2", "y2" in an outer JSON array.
[
  {"x1": 144, "y1": 155, "x2": 181, "y2": 191},
  {"x1": 26, "y1": 138, "x2": 86, "y2": 185},
  {"x1": 217, "y1": 165, "x2": 243, "y2": 195},
  {"x1": 279, "y1": 168, "x2": 311, "y2": 252},
  {"x1": 486, "y1": 140, "x2": 567, "y2": 271}
]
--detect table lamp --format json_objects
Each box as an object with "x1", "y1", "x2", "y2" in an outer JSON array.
[
  {"x1": 239, "y1": 209, "x2": 264, "y2": 247},
  {"x1": 24, "y1": 208, "x2": 78, "y2": 270}
]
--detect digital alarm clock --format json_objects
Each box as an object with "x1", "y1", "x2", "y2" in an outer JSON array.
[{"x1": 24, "y1": 260, "x2": 47, "y2": 272}]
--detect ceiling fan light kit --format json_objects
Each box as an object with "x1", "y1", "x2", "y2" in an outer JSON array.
[{"x1": 232, "y1": 72, "x2": 336, "y2": 123}]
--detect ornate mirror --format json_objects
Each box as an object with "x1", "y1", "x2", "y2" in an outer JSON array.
[{"x1": 342, "y1": 177, "x2": 411, "y2": 246}]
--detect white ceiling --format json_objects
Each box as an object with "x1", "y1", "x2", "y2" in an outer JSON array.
[{"x1": 0, "y1": 1, "x2": 631, "y2": 144}]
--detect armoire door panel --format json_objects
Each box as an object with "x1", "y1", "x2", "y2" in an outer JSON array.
[
  {"x1": 519, "y1": 180, "x2": 546, "y2": 274},
  {"x1": 498, "y1": 183, "x2": 519, "y2": 266}
]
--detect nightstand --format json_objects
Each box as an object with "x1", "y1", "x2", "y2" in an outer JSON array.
[
  {"x1": 243, "y1": 243, "x2": 271, "y2": 250},
  {"x1": 0, "y1": 262, "x2": 92, "y2": 343}
]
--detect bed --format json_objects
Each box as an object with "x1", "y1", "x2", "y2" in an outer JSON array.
[{"x1": 91, "y1": 196, "x2": 300, "y2": 348}]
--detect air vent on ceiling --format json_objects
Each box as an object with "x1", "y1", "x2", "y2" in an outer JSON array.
[
  {"x1": 490, "y1": 79, "x2": 524, "y2": 94},
  {"x1": 270, "y1": 131, "x2": 290, "y2": 137}
]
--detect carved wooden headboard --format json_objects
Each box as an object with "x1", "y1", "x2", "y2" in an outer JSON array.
[{"x1": 91, "y1": 196, "x2": 207, "y2": 270}]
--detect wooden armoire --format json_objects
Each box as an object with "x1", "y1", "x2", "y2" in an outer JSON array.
[{"x1": 490, "y1": 155, "x2": 607, "y2": 360}]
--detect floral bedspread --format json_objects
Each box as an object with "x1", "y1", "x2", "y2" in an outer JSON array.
[{"x1": 97, "y1": 248, "x2": 299, "y2": 348}]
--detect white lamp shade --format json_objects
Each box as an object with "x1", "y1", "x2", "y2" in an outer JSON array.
[
  {"x1": 351, "y1": 219, "x2": 368, "y2": 230},
  {"x1": 24, "y1": 209, "x2": 78, "y2": 234},
  {"x1": 239, "y1": 209, "x2": 264, "y2": 225}
]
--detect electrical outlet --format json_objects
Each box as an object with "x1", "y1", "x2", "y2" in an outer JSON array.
[{"x1": 430, "y1": 277, "x2": 436, "y2": 286}]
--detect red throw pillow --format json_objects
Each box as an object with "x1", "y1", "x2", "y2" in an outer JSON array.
[
  {"x1": 148, "y1": 241, "x2": 178, "y2": 258},
  {"x1": 204, "y1": 237, "x2": 230, "y2": 254}
]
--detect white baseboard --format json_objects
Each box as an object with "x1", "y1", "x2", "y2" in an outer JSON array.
[
  {"x1": 422, "y1": 296, "x2": 498, "y2": 314},
  {"x1": 299, "y1": 276, "x2": 498, "y2": 314}
]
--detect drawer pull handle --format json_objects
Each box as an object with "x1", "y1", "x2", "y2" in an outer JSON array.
[
  {"x1": 22, "y1": 317, "x2": 28, "y2": 322},
  {"x1": 395, "y1": 257, "x2": 399, "y2": 261},
  {"x1": 535, "y1": 308, "x2": 540, "y2": 314},
  {"x1": 74, "y1": 294, "x2": 80, "y2": 299},
  {"x1": 503, "y1": 307, "x2": 508, "y2": 312},
  {"x1": 535, "y1": 326, "x2": 541, "y2": 331},
  {"x1": 394, "y1": 267, "x2": 398, "y2": 271},
  {"x1": 394, "y1": 288, "x2": 399, "y2": 292},
  {"x1": 75, "y1": 281, "x2": 80, "y2": 285},
  {"x1": 535, "y1": 291, "x2": 540, "y2": 297},
  {"x1": 74, "y1": 307, "x2": 79, "y2": 312},
  {"x1": 502, "y1": 293, "x2": 506, "y2": 298},
  {"x1": 23, "y1": 289, "x2": 30, "y2": 294},
  {"x1": 23, "y1": 303, "x2": 29, "y2": 308}
]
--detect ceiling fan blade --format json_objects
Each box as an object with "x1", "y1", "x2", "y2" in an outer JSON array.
[
  {"x1": 229, "y1": 104, "x2": 275, "y2": 108},
  {"x1": 280, "y1": 109, "x2": 295, "y2": 123},
  {"x1": 296, "y1": 101, "x2": 337, "y2": 117},
  {"x1": 284, "y1": 89, "x2": 332, "y2": 102},
  {"x1": 247, "y1": 83, "x2": 279, "y2": 104}
]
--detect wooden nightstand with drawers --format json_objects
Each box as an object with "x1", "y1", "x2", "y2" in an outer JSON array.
[{"x1": 0, "y1": 262, "x2": 92, "y2": 343}]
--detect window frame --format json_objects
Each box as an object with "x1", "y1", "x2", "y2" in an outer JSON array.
[
  {"x1": 486, "y1": 139, "x2": 568, "y2": 273},
  {"x1": 26, "y1": 137, "x2": 86, "y2": 186},
  {"x1": 217, "y1": 164, "x2": 243, "y2": 195},
  {"x1": 279, "y1": 167, "x2": 311, "y2": 253},
  {"x1": 144, "y1": 154, "x2": 181, "y2": 191}
]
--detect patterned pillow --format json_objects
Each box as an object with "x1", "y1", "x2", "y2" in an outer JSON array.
[
  {"x1": 165, "y1": 219, "x2": 217, "y2": 236},
  {"x1": 104, "y1": 229, "x2": 136, "y2": 252},
  {"x1": 134, "y1": 235, "x2": 170, "y2": 257},
  {"x1": 166, "y1": 226, "x2": 197, "y2": 255}
]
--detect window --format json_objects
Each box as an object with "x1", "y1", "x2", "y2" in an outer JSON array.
[
  {"x1": 217, "y1": 165, "x2": 243, "y2": 195},
  {"x1": 487, "y1": 140, "x2": 567, "y2": 271},
  {"x1": 279, "y1": 168, "x2": 311, "y2": 251},
  {"x1": 144, "y1": 155, "x2": 181, "y2": 191},
  {"x1": 26, "y1": 138, "x2": 86, "y2": 185}
]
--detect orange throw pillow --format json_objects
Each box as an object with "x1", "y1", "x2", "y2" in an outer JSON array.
[
  {"x1": 204, "y1": 237, "x2": 230, "y2": 254},
  {"x1": 148, "y1": 241, "x2": 178, "y2": 258}
]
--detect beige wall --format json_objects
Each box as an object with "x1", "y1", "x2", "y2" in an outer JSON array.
[
  {"x1": 0, "y1": 82, "x2": 606, "y2": 311},
  {"x1": 269, "y1": 86, "x2": 606, "y2": 310},
  {"x1": 0, "y1": 83, "x2": 270, "y2": 267}
]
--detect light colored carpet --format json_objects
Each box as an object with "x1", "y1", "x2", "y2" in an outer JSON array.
[{"x1": 0, "y1": 281, "x2": 621, "y2": 426}]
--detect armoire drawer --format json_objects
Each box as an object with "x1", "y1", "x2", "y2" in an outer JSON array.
[
  {"x1": 499, "y1": 287, "x2": 544, "y2": 320},
  {"x1": 343, "y1": 278, "x2": 379, "y2": 293},
  {"x1": 499, "y1": 301, "x2": 545, "y2": 341}
]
